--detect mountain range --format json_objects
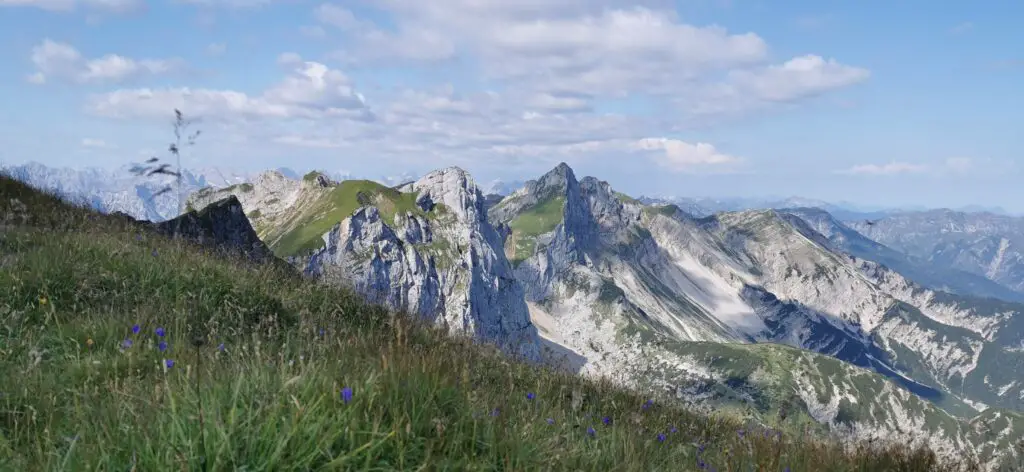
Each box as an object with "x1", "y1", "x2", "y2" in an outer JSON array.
[{"x1": 6, "y1": 160, "x2": 1024, "y2": 469}]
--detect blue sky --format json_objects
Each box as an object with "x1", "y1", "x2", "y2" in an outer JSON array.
[{"x1": 0, "y1": 0, "x2": 1021, "y2": 211}]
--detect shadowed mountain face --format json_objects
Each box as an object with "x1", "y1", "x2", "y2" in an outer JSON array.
[{"x1": 152, "y1": 195, "x2": 277, "y2": 265}]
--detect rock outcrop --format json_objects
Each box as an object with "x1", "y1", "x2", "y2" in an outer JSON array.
[
  {"x1": 153, "y1": 195, "x2": 276, "y2": 264},
  {"x1": 304, "y1": 168, "x2": 542, "y2": 361}
]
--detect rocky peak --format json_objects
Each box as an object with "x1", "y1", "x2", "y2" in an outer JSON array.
[
  {"x1": 153, "y1": 195, "x2": 275, "y2": 263},
  {"x1": 411, "y1": 166, "x2": 486, "y2": 225}
]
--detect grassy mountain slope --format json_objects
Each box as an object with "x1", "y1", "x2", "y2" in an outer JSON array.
[{"x1": 0, "y1": 175, "x2": 977, "y2": 471}]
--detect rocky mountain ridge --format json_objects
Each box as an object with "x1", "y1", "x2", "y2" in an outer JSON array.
[
  {"x1": 140, "y1": 163, "x2": 1024, "y2": 469},
  {"x1": 848, "y1": 210, "x2": 1024, "y2": 298}
]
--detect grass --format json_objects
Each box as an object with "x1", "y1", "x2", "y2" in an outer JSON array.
[
  {"x1": 271, "y1": 180, "x2": 435, "y2": 258},
  {"x1": 0, "y1": 174, "x2": 980, "y2": 471},
  {"x1": 506, "y1": 196, "x2": 565, "y2": 265}
]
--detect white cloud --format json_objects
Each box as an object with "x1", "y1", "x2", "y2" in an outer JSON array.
[
  {"x1": 838, "y1": 162, "x2": 929, "y2": 176},
  {"x1": 0, "y1": 0, "x2": 141, "y2": 12},
  {"x1": 81, "y1": 2, "x2": 870, "y2": 175},
  {"x1": 28, "y1": 39, "x2": 182, "y2": 84},
  {"x1": 724, "y1": 55, "x2": 870, "y2": 103},
  {"x1": 635, "y1": 138, "x2": 742, "y2": 172},
  {"x1": 87, "y1": 58, "x2": 371, "y2": 121}
]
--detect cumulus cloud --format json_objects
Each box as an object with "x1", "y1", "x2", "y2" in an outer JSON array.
[
  {"x1": 87, "y1": 58, "x2": 371, "y2": 121},
  {"x1": 316, "y1": 1, "x2": 865, "y2": 108},
  {"x1": 28, "y1": 39, "x2": 182, "y2": 84},
  {"x1": 837, "y1": 162, "x2": 929, "y2": 176},
  {"x1": 82, "y1": 1, "x2": 870, "y2": 175},
  {"x1": 0, "y1": 0, "x2": 141, "y2": 12},
  {"x1": 635, "y1": 138, "x2": 743, "y2": 172}
]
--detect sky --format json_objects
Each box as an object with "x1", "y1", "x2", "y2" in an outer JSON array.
[{"x1": 0, "y1": 0, "x2": 1021, "y2": 211}]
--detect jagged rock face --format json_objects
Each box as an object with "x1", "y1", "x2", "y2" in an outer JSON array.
[
  {"x1": 306, "y1": 168, "x2": 542, "y2": 362},
  {"x1": 848, "y1": 210, "x2": 1024, "y2": 296},
  {"x1": 2, "y1": 161, "x2": 246, "y2": 222},
  {"x1": 789, "y1": 207, "x2": 1024, "y2": 303},
  {"x1": 490, "y1": 163, "x2": 1024, "y2": 470},
  {"x1": 152, "y1": 195, "x2": 276, "y2": 264}
]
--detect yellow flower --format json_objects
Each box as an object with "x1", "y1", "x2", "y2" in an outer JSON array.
[
  {"x1": 38, "y1": 296, "x2": 48, "y2": 306},
  {"x1": 86, "y1": 338, "x2": 94, "y2": 348}
]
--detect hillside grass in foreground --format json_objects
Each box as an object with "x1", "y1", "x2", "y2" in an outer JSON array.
[{"x1": 0, "y1": 175, "x2": 976, "y2": 471}]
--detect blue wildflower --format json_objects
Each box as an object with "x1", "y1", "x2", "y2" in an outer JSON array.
[
  {"x1": 340, "y1": 387, "x2": 353, "y2": 404},
  {"x1": 217, "y1": 343, "x2": 225, "y2": 352},
  {"x1": 158, "y1": 341, "x2": 168, "y2": 352},
  {"x1": 165, "y1": 359, "x2": 175, "y2": 369},
  {"x1": 602, "y1": 416, "x2": 612, "y2": 426},
  {"x1": 152, "y1": 249, "x2": 158, "y2": 257},
  {"x1": 155, "y1": 327, "x2": 165, "y2": 337},
  {"x1": 491, "y1": 408, "x2": 500, "y2": 417},
  {"x1": 738, "y1": 429, "x2": 745, "y2": 438},
  {"x1": 132, "y1": 324, "x2": 141, "y2": 334},
  {"x1": 527, "y1": 392, "x2": 535, "y2": 400},
  {"x1": 122, "y1": 339, "x2": 133, "y2": 349},
  {"x1": 642, "y1": 399, "x2": 654, "y2": 409},
  {"x1": 546, "y1": 418, "x2": 555, "y2": 425},
  {"x1": 670, "y1": 425, "x2": 678, "y2": 434},
  {"x1": 697, "y1": 458, "x2": 706, "y2": 469},
  {"x1": 319, "y1": 328, "x2": 325, "y2": 337},
  {"x1": 587, "y1": 427, "x2": 596, "y2": 438},
  {"x1": 657, "y1": 433, "x2": 666, "y2": 442}
]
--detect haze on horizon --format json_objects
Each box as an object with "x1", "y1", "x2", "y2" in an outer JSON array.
[{"x1": 0, "y1": 0, "x2": 1020, "y2": 212}]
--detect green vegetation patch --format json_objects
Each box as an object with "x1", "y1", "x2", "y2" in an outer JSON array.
[
  {"x1": 272, "y1": 180, "x2": 438, "y2": 258},
  {"x1": 614, "y1": 191, "x2": 639, "y2": 204},
  {"x1": 506, "y1": 196, "x2": 565, "y2": 265}
]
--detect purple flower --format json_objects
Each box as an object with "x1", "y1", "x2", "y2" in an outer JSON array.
[
  {"x1": 697, "y1": 459, "x2": 707, "y2": 470},
  {"x1": 340, "y1": 387, "x2": 353, "y2": 404},
  {"x1": 737, "y1": 429, "x2": 745, "y2": 438},
  {"x1": 122, "y1": 339, "x2": 133, "y2": 349},
  {"x1": 587, "y1": 427, "x2": 596, "y2": 438},
  {"x1": 491, "y1": 408, "x2": 500, "y2": 417},
  {"x1": 217, "y1": 343, "x2": 225, "y2": 352},
  {"x1": 526, "y1": 392, "x2": 535, "y2": 400},
  {"x1": 152, "y1": 249, "x2": 158, "y2": 257},
  {"x1": 670, "y1": 425, "x2": 678, "y2": 433},
  {"x1": 546, "y1": 418, "x2": 555, "y2": 425},
  {"x1": 158, "y1": 341, "x2": 168, "y2": 352},
  {"x1": 165, "y1": 359, "x2": 175, "y2": 369},
  {"x1": 784, "y1": 468, "x2": 791, "y2": 472},
  {"x1": 602, "y1": 416, "x2": 612, "y2": 426},
  {"x1": 132, "y1": 324, "x2": 140, "y2": 334},
  {"x1": 642, "y1": 399, "x2": 654, "y2": 409},
  {"x1": 657, "y1": 433, "x2": 666, "y2": 442},
  {"x1": 155, "y1": 327, "x2": 165, "y2": 337},
  {"x1": 318, "y1": 328, "x2": 325, "y2": 337}
]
